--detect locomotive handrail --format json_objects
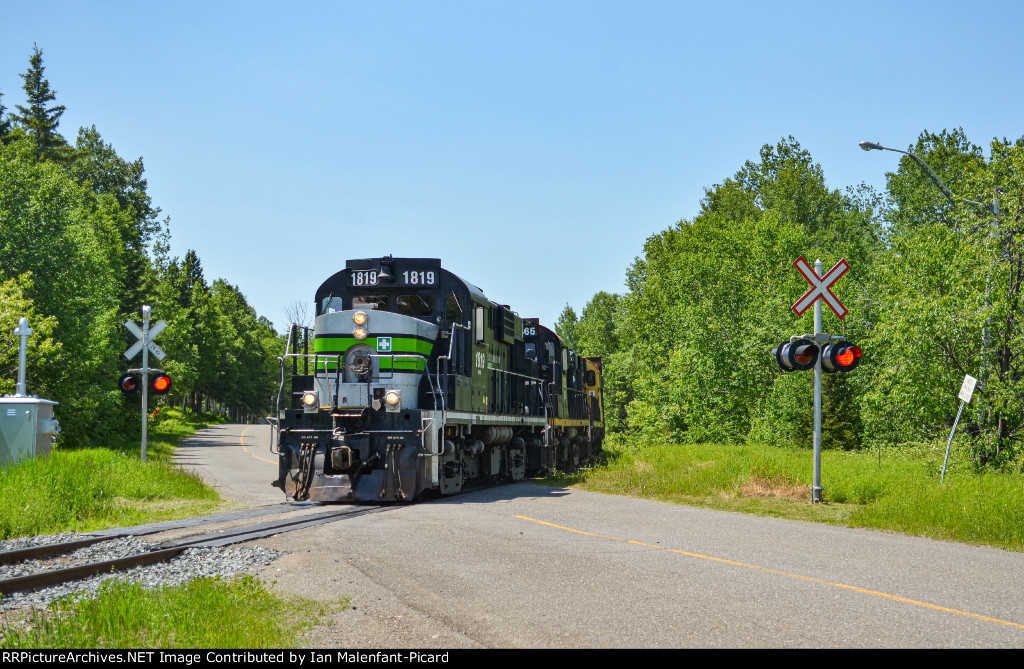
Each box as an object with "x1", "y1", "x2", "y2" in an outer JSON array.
[
  {"x1": 420, "y1": 416, "x2": 437, "y2": 455},
  {"x1": 434, "y1": 322, "x2": 470, "y2": 417},
  {"x1": 273, "y1": 326, "x2": 295, "y2": 417},
  {"x1": 265, "y1": 415, "x2": 281, "y2": 454}
]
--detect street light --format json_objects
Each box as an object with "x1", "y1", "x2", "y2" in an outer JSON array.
[
  {"x1": 861, "y1": 139, "x2": 1002, "y2": 455},
  {"x1": 859, "y1": 140, "x2": 996, "y2": 214}
]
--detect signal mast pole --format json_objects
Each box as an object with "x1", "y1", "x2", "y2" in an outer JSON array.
[
  {"x1": 813, "y1": 260, "x2": 823, "y2": 503},
  {"x1": 141, "y1": 305, "x2": 151, "y2": 462},
  {"x1": 786, "y1": 255, "x2": 853, "y2": 504}
]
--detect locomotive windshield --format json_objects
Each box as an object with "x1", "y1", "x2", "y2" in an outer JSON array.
[
  {"x1": 351, "y1": 295, "x2": 388, "y2": 311},
  {"x1": 321, "y1": 292, "x2": 436, "y2": 319}
]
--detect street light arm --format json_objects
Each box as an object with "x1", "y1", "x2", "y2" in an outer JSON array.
[
  {"x1": 860, "y1": 141, "x2": 956, "y2": 207},
  {"x1": 860, "y1": 140, "x2": 997, "y2": 215}
]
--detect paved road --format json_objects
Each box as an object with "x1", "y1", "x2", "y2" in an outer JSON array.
[
  {"x1": 174, "y1": 423, "x2": 284, "y2": 507},
  {"x1": 182, "y1": 424, "x2": 1024, "y2": 648}
]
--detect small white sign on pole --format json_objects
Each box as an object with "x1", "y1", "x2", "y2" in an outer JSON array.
[
  {"x1": 943, "y1": 374, "x2": 979, "y2": 483},
  {"x1": 958, "y1": 374, "x2": 978, "y2": 404}
]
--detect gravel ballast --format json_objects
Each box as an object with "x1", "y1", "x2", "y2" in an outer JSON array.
[{"x1": 0, "y1": 533, "x2": 284, "y2": 610}]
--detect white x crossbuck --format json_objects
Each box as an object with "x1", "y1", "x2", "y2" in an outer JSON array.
[{"x1": 791, "y1": 256, "x2": 850, "y2": 320}]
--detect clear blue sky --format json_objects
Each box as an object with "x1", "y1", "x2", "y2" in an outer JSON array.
[{"x1": 3, "y1": 1, "x2": 1022, "y2": 331}]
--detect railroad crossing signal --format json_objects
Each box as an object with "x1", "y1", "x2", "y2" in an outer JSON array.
[
  {"x1": 821, "y1": 341, "x2": 862, "y2": 373},
  {"x1": 125, "y1": 318, "x2": 167, "y2": 361},
  {"x1": 150, "y1": 373, "x2": 172, "y2": 395},
  {"x1": 792, "y1": 256, "x2": 850, "y2": 319},
  {"x1": 772, "y1": 338, "x2": 820, "y2": 372},
  {"x1": 121, "y1": 305, "x2": 170, "y2": 462},
  {"x1": 782, "y1": 257, "x2": 857, "y2": 504}
]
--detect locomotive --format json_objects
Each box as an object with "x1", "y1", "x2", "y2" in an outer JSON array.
[{"x1": 270, "y1": 256, "x2": 604, "y2": 502}]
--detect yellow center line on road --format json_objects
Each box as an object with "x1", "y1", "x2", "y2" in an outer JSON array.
[
  {"x1": 514, "y1": 515, "x2": 1024, "y2": 632},
  {"x1": 240, "y1": 424, "x2": 278, "y2": 465}
]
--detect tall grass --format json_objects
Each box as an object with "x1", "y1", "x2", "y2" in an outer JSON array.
[
  {"x1": 563, "y1": 435, "x2": 1024, "y2": 551},
  {"x1": 0, "y1": 407, "x2": 222, "y2": 538},
  {"x1": 1, "y1": 576, "x2": 342, "y2": 648}
]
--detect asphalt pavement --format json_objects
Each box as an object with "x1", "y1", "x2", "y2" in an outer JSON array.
[{"x1": 180, "y1": 424, "x2": 1024, "y2": 648}]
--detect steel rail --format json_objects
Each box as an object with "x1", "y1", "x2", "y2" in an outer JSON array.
[
  {"x1": 0, "y1": 503, "x2": 310, "y2": 565},
  {"x1": 0, "y1": 505, "x2": 391, "y2": 596}
]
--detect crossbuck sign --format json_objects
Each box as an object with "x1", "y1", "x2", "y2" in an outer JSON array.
[
  {"x1": 125, "y1": 318, "x2": 166, "y2": 361},
  {"x1": 791, "y1": 256, "x2": 850, "y2": 320}
]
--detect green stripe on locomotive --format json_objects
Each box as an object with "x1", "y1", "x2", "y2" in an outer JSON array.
[{"x1": 312, "y1": 335, "x2": 434, "y2": 372}]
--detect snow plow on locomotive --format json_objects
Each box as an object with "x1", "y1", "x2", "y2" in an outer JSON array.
[{"x1": 269, "y1": 257, "x2": 604, "y2": 502}]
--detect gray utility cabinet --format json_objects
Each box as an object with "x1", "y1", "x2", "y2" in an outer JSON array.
[{"x1": 0, "y1": 396, "x2": 59, "y2": 466}]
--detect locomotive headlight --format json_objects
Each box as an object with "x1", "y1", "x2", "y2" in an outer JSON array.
[
  {"x1": 353, "y1": 327, "x2": 368, "y2": 340},
  {"x1": 353, "y1": 311, "x2": 367, "y2": 326},
  {"x1": 384, "y1": 389, "x2": 401, "y2": 412},
  {"x1": 301, "y1": 390, "x2": 319, "y2": 413}
]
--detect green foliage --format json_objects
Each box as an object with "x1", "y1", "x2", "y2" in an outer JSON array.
[
  {"x1": 71, "y1": 125, "x2": 162, "y2": 319},
  {"x1": 0, "y1": 274, "x2": 61, "y2": 396},
  {"x1": 861, "y1": 131, "x2": 1024, "y2": 465},
  {"x1": 0, "y1": 91, "x2": 11, "y2": 140},
  {"x1": 554, "y1": 304, "x2": 578, "y2": 350},
  {"x1": 0, "y1": 136, "x2": 124, "y2": 444},
  {"x1": 0, "y1": 46, "x2": 282, "y2": 446},
  {"x1": 1, "y1": 576, "x2": 342, "y2": 649},
  {"x1": 612, "y1": 137, "x2": 880, "y2": 446}
]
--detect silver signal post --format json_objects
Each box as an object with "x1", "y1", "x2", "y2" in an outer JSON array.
[
  {"x1": 124, "y1": 305, "x2": 168, "y2": 462},
  {"x1": 790, "y1": 257, "x2": 851, "y2": 504},
  {"x1": 812, "y1": 260, "x2": 823, "y2": 504},
  {"x1": 141, "y1": 305, "x2": 150, "y2": 463},
  {"x1": 14, "y1": 318, "x2": 32, "y2": 397}
]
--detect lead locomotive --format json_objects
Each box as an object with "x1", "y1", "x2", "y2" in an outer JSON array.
[{"x1": 271, "y1": 257, "x2": 604, "y2": 502}]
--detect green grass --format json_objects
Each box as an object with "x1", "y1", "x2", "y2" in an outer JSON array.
[
  {"x1": 553, "y1": 435, "x2": 1024, "y2": 551},
  {"x1": 0, "y1": 407, "x2": 224, "y2": 539},
  {"x1": 0, "y1": 575, "x2": 345, "y2": 649}
]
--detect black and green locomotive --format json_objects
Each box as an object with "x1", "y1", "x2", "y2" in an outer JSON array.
[{"x1": 270, "y1": 256, "x2": 605, "y2": 502}]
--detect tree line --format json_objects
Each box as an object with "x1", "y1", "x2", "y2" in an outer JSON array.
[
  {"x1": 0, "y1": 45, "x2": 283, "y2": 446},
  {"x1": 558, "y1": 131, "x2": 1024, "y2": 471}
]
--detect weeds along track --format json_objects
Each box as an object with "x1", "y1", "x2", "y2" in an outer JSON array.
[{"x1": 0, "y1": 503, "x2": 392, "y2": 598}]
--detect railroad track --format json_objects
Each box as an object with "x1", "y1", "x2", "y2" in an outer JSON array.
[{"x1": 0, "y1": 503, "x2": 391, "y2": 599}]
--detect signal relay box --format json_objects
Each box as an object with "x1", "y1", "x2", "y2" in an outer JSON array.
[{"x1": 0, "y1": 396, "x2": 59, "y2": 466}]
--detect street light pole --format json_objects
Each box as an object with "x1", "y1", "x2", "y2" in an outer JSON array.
[{"x1": 860, "y1": 139, "x2": 1002, "y2": 456}]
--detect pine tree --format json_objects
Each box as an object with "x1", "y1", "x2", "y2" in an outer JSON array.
[
  {"x1": 12, "y1": 44, "x2": 68, "y2": 161},
  {"x1": 0, "y1": 91, "x2": 11, "y2": 141}
]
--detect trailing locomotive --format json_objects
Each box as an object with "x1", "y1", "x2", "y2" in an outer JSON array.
[{"x1": 270, "y1": 256, "x2": 605, "y2": 502}]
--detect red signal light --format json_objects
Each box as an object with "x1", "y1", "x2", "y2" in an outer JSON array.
[
  {"x1": 150, "y1": 374, "x2": 172, "y2": 395},
  {"x1": 771, "y1": 339, "x2": 820, "y2": 372},
  {"x1": 822, "y1": 342, "x2": 861, "y2": 373},
  {"x1": 794, "y1": 347, "x2": 816, "y2": 366},
  {"x1": 118, "y1": 373, "x2": 140, "y2": 395}
]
